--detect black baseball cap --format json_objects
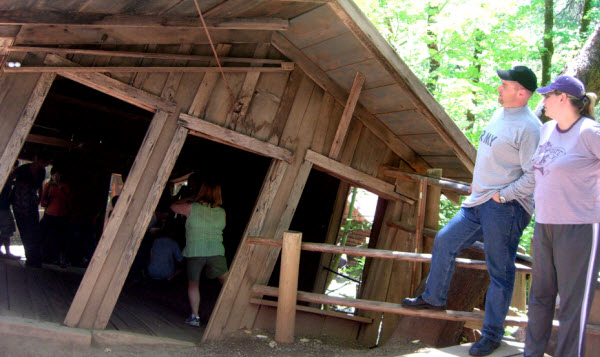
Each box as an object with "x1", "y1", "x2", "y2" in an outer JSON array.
[{"x1": 496, "y1": 65, "x2": 537, "y2": 92}]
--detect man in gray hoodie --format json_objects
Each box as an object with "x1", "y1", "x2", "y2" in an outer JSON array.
[{"x1": 402, "y1": 66, "x2": 541, "y2": 356}]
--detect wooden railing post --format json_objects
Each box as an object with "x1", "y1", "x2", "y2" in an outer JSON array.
[{"x1": 275, "y1": 231, "x2": 302, "y2": 344}]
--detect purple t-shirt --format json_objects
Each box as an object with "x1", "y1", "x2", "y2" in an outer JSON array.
[{"x1": 531, "y1": 117, "x2": 600, "y2": 224}]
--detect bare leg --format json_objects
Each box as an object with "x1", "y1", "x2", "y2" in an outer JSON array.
[
  {"x1": 218, "y1": 272, "x2": 228, "y2": 284},
  {"x1": 188, "y1": 280, "x2": 200, "y2": 316}
]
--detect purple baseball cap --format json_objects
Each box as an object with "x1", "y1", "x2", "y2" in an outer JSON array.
[
  {"x1": 536, "y1": 75, "x2": 587, "y2": 100},
  {"x1": 497, "y1": 65, "x2": 538, "y2": 92}
]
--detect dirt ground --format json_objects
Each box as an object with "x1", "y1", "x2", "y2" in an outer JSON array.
[{"x1": 0, "y1": 329, "x2": 429, "y2": 357}]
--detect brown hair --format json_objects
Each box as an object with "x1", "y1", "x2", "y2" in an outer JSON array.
[
  {"x1": 194, "y1": 182, "x2": 222, "y2": 208},
  {"x1": 566, "y1": 91, "x2": 598, "y2": 120}
]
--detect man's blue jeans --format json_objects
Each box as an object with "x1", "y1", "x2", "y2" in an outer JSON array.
[{"x1": 421, "y1": 199, "x2": 531, "y2": 342}]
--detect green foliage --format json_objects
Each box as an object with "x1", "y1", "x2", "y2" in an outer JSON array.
[{"x1": 356, "y1": 0, "x2": 598, "y2": 253}]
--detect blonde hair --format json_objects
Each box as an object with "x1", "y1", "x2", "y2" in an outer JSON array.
[
  {"x1": 194, "y1": 182, "x2": 222, "y2": 208},
  {"x1": 566, "y1": 92, "x2": 597, "y2": 120}
]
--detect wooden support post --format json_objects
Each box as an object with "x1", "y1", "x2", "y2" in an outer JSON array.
[
  {"x1": 0, "y1": 67, "x2": 55, "y2": 191},
  {"x1": 64, "y1": 108, "x2": 186, "y2": 329},
  {"x1": 410, "y1": 178, "x2": 428, "y2": 295},
  {"x1": 328, "y1": 72, "x2": 365, "y2": 160},
  {"x1": 275, "y1": 231, "x2": 303, "y2": 344}
]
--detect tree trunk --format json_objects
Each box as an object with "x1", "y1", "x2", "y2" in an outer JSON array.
[
  {"x1": 579, "y1": 0, "x2": 593, "y2": 38},
  {"x1": 426, "y1": 3, "x2": 440, "y2": 93},
  {"x1": 536, "y1": 24, "x2": 600, "y2": 121},
  {"x1": 466, "y1": 29, "x2": 484, "y2": 131},
  {"x1": 540, "y1": 0, "x2": 555, "y2": 87}
]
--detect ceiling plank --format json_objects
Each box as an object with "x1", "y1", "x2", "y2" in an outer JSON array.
[{"x1": 0, "y1": 10, "x2": 289, "y2": 30}]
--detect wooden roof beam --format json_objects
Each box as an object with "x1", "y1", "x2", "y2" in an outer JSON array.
[
  {"x1": 7, "y1": 46, "x2": 288, "y2": 65},
  {"x1": 0, "y1": 10, "x2": 289, "y2": 31},
  {"x1": 329, "y1": 72, "x2": 365, "y2": 160},
  {"x1": 271, "y1": 32, "x2": 431, "y2": 173},
  {"x1": 4, "y1": 65, "x2": 294, "y2": 74}
]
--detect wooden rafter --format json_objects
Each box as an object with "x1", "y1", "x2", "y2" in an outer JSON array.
[
  {"x1": 0, "y1": 10, "x2": 289, "y2": 31},
  {"x1": 328, "y1": 72, "x2": 365, "y2": 159},
  {"x1": 7, "y1": 46, "x2": 288, "y2": 65},
  {"x1": 4, "y1": 65, "x2": 293, "y2": 73}
]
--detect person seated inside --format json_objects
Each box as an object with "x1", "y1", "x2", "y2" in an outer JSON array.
[{"x1": 146, "y1": 225, "x2": 184, "y2": 281}]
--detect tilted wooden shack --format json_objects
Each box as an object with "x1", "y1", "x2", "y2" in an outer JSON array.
[{"x1": 0, "y1": 0, "x2": 482, "y2": 347}]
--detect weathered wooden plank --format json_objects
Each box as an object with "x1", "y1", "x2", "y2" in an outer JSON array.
[
  {"x1": 377, "y1": 111, "x2": 435, "y2": 135},
  {"x1": 250, "y1": 298, "x2": 372, "y2": 323},
  {"x1": 326, "y1": 58, "x2": 395, "y2": 90},
  {"x1": 224, "y1": 43, "x2": 269, "y2": 131},
  {"x1": 5, "y1": 65, "x2": 293, "y2": 73},
  {"x1": 44, "y1": 54, "x2": 175, "y2": 113},
  {"x1": 275, "y1": 231, "x2": 303, "y2": 343},
  {"x1": 8, "y1": 45, "x2": 289, "y2": 65},
  {"x1": 179, "y1": 113, "x2": 293, "y2": 163},
  {"x1": 266, "y1": 67, "x2": 304, "y2": 145},
  {"x1": 359, "y1": 84, "x2": 416, "y2": 114},
  {"x1": 93, "y1": 121, "x2": 187, "y2": 329},
  {"x1": 383, "y1": 168, "x2": 470, "y2": 195},
  {"x1": 204, "y1": 0, "x2": 271, "y2": 18},
  {"x1": 0, "y1": 70, "x2": 55, "y2": 192},
  {"x1": 328, "y1": 0, "x2": 476, "y2": 172},
  {"x1": 0, "y1": 10, "x2": 289, "y2": 30},
  {"x1": 329, "y1": 72, "x2": 364, "y2": 159},
  {"x1": 400, "y1": 134, "x2": 457, "y2": 156},
  {"x1": 188, "y1": 44, "x2": 232, "y2": 118},
  {"x1": 305, "y1": 150, "x2": 414, "y2": 203},
  {"x1": 65, "y1": 109, "x2": 172, "y2": 328},
  {"x1": 284, "y1": 4, "x2": 348, "y2": 49},
  {"x1": 301, "y1": 31, "x2": 373, "y2": 72},
  {"x1": 271, "y1": 32, "x2": 430, "y2": 173},
  {"x1": 14, "y1": 26, "x2": 274, "y2": 45}
]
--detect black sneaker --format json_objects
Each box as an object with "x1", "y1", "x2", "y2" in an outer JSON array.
[
  {"x1": 468, "y1": 337, "x2": 500, "y2": 356},
  {"x1": 185, "y1": 315, "x2": 201, "y2": 327},
  {"x1": 401, "y1": 296, "x2": 446, "y2": 311}
]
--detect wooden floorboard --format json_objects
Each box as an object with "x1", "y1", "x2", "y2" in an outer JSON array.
[{"x1": 0, "y1": 260, "x2": 203, "y2": 343}]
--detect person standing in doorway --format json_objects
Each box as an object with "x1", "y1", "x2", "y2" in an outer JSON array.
[
  {"x1": 525, "y1": 76, "x2": 599, "y2": 357},
  {"x1": 171, "y1": 180, "x2": 228, "y2": 327},
  {"x1": 402, "y1": 66, "x2": 541, "y2": 356},
  {"x1": 11, "y1": 152, "x2": 51, "y2": 268}
]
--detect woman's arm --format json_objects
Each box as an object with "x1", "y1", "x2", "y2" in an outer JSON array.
[{"x1": 170, "y1": 202, "x2": 192, "y2": 217}]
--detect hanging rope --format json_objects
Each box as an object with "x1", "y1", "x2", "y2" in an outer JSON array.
[{"x1": 193, "y1": 0, "x2": 236, "y2": 113}]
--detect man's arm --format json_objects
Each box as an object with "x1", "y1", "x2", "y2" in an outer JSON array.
[{"x1": 498, "y1": 126, "x2": 540, "y2": 201}]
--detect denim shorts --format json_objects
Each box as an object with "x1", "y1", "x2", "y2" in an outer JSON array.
[{"x1": 186, "y1": 255, "x2": 228, "y2": 281}]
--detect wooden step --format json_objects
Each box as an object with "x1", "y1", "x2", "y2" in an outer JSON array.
[{"x1": 251, "y1": 284, "x2": 600, "y2": 336}]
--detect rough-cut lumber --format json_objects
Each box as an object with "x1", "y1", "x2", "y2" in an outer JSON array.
[
  {"x1": 383, "y1": 168, "x2": 470, "y2": 195},
  {"x1": 0, "y1": 70, "x2": 55, "y2": 192},
  {"x1": 188, "y1": 44, "x2": 232, "y2": 118},
  {"x1": 275, "y1": 231, "x2": 303, "y2": 344},
  {"x1": 250, "y1": 298, "x2": 372, "y2": 323},
  {"x1": 328, "y1": 0, "x2": 476, "y2": 172},
  {"x1": 178, "y1": 113, "x2": 293, "y2": 163},
  {"x1": 271, "y1": 32, "x2": 431, "y2": 173},
  {"x1": 26, "y1": 134, "x2": 73, "y2": 149},
  {"x1": 245, "y1": 237, "x2": 531, "y2": 273},
  {"x1": 8, "y1": 46, "x2": 288, "y2": 65},
  {"x1": 43, "y1": 54, "x2": 175, "y2": 113},
  {"x1": 5, "y1": 65, "x2": 293, "y2": 74},
  {"x1": 305, "y1": 149, "x2": 414, "y2": 204},
  {"x1": 65, "y1": 108, "x2": 186, "y2": 329},
  {"x1": 0, "y1": 11, "x2": 289, "y2": 30},
  {"x1": 410, "y1": 178, "x2": 428, "y2": 294},
  {"x1": 329, "y1": 72, "x2": 365, "y2": 159},
  {"x1": 205, "y1": 0, "x2": 271, "y2": 18}
]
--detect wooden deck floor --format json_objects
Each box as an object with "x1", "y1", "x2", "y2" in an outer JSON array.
[{"x1": 0, "y1": 259, "x2": 204, "y2": 344}]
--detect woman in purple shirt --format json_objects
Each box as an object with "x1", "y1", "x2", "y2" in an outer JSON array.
[{"x1": 525, "y1": 76, "x2": 599, "y2": 357}]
